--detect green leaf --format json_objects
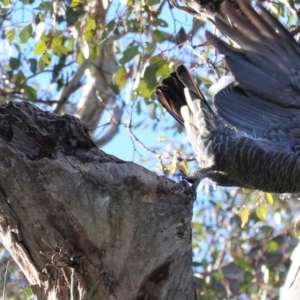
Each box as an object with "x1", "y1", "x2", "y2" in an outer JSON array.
[
  {"x1": 256, "y1": 205, "x2": 267, "y2": 220},
  {"x1": 9, "y1": 57, "x2": 20, "y2": 70},
  {"x1": 52, "y1": 36, "x2": 62, "y2": 46},
  {"x1": 143, "y1": 65, "x2": 158, "y2": 89},
  {"x1": 2, "y1": 0, "x2": 11, "y2": 6},
  {"x1": 129, "y1": 19, "x2": 140, "y2": 32},
  {"x1": 199, "y1": 76, "x2": 213, "y2": 86},
  {"x1": 148, "y1": 0, "x2": 160, "y2": 5},
  {"x1": 66, "y1": 9, "x2": 78, "y2": 25},
  {"x1": 33, "y1": 40, "x2": 47, "y2": 55},
  {"x1": 145, "y1": 42, "x2": 154, "y2": 54},
  {"x1": 41, "y1": 52, "x2": 51, "y2": 65},
  {"x1": 35, "y1": 13, "x2": 44, "y2": 24},
  {"x1": 15, "y1": 71, "x2": 25, "y2": 86},
  {"x1": 6, "y1": 28, "x2": 15, "y2": 42},
  {"x1": 107, "y1": 20, "x2": 116, "y2": 33},
  {"x1": 24, "y1": 85, "x2": 37, "y2": 99},
  {"x1": 19, "y1": 24, "x2": 32, "y2": 43},
  {"x1": 260, "y1": 225, "x2": 274, "y2": 235},
  {"x1": 86, "y1": 15, "x2": 96, "y2": 30},
  {"x1": 38, "y1": 57, "x2": 45, "y2": 70},
  {"x1": 264, "y1": 193, "x2": 274, "y2": 206},
  {"x1": 149, "y1": 55, "x2": 172, "y2": 77},
  {"x1": 137, "y1": 78, "x2": 153, "y2": 98},
  {"x1": 157, "y1": 18, "x2": 168, "y2": 28},
  {"x1": 153, "y1": 29, "x2": 164, "y2": 43},
  {"x1": 29, "y1": 58, "x2": 37, "y2": 73},
  {"x1": 37, "y1": 1, "x2": 52, "y2": 10},
  {"x1": 83, "y1": 27, "x2": 93, "y2": 42},
  {"x1": 14, "y1": 43, "x2": 21, "y2": 52},
  {"x1": 136, "y1": 64, "x2": 157, "y2": 97},
  {"x1": 232, "y1": 255, "x2": 252, "y2": 270},
  {"x1": 119, "y1": 45, "x2": 140, "y2": 64},
  {"x1": 52, "y1": 45, "x2": 68, "y2": 56},
  {"x1": 22, "y1": 286, "x2": 33, "y2": 297},
  {"x1": 264, "y1": 241, "x2": 279, "y2": 252},
  {"x1": 76, "y1": 51, "x2": 84, "y2": 65},
  {"x1": 89, "y1": 44, "x2": 100, "y2": 59},
  {"x1": 66, "y1": 38, "x2": 74, "y2": 51},
  {"x1": 113, "y1": 66, "x2": 127, "y2": 89},
  {"x1": 155, "y1": 62, "x2": 172, "y2": 77}
]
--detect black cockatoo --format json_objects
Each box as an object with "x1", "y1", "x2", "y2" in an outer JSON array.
[{"x1": 156, "y1": 0, "x2": 300, "y2": 195}]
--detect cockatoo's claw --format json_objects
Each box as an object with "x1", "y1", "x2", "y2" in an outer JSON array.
[{"x1": 181, "y1": 172, "x2": 204, "y2": 201}]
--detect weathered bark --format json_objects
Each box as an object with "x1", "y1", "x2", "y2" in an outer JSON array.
[{"x1": 0, "y1": 101, "x2": 195, "y2": 299}]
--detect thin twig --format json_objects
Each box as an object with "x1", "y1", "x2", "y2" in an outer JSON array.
[{"x1": 2, "y1": 261, "x2": 9, "y2": 300}]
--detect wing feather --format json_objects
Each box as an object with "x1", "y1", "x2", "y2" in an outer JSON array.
[{"x1": 205, "y1": 0, "x2": 300, "y2": 137}]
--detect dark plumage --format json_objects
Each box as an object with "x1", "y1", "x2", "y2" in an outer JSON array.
[{"x1": 156, "y1": 0, "x2": 300, "y2": 194}]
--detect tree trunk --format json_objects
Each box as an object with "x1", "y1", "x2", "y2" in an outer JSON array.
[
  {"x1": 0, "y1": 102, "x2": 195, "y2": 299},
  {"x1": 280, "y1": 239, "x2": 300, "y2": 299}
]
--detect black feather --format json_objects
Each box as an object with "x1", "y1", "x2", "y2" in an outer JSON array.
[{"x1": 156, "y1": 0, "x2": 300, "y2": 193}]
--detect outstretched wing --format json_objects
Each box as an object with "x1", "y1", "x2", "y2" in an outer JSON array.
[{"x1": 206, "y1": 0, "x2": 300, "y2": 138}]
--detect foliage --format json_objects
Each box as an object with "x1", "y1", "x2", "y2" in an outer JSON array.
[{"x1": 0, "y1": 0, "x2": 299, "y2": 299}]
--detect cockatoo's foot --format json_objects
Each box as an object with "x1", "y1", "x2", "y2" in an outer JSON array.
[{"x1": 181, "y1": 170, "x2": 205, "y2": 201}]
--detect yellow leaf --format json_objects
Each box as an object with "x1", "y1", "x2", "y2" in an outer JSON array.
[
  {"x1": 70, "y1": 0, "x2": 80, "y2": 7},
  {"x1": 157, "y1": 136, "x2": 167, "y2": 142},
  {"x1": 256, "y1": 205, "x2": 267, "y2": 220},
  {"x1": 163, "y1": 157, "x2": 177, "y2": 176},
  {"x1": 168, "y1": 156, "x2": 177, "y2": 175},
  {"x1": 177, "y1": 160, "x2": 189, "y2": 175},
  {"x1": 264, "y1": 193, "x2": 274, "y2": 206},
  {"x1": 294, "y1": 215, "x2": 300, "y2": 236},
  {"x1": 240, "y1": 206, "x2": 250, "y2": 228}
]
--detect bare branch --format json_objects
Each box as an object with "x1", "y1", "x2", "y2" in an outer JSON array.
[{"x1": 94, "y1": 101, "x2": 124, "y2": 147}]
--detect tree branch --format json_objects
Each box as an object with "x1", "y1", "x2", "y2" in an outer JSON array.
[{"x1": 0, "y1": 101, "x2": 195, "y2": 299}]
